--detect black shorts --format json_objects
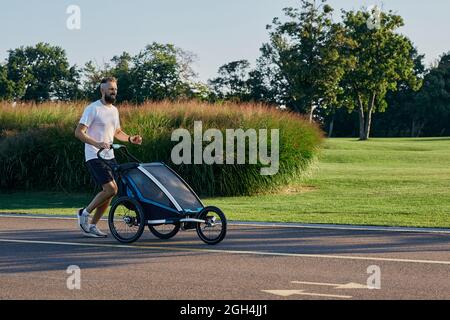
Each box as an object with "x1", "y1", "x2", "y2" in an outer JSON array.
[{"x1": 85, "y1": 158, "x2": 118, "y2": 186}]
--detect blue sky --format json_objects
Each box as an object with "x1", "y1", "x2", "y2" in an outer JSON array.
[{"x1": 1, "y1": 1, "x2": 449, "y2": 82}]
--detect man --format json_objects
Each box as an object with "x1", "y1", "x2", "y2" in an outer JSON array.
[{"x1": 75, "y1": 77, "x2": 142, "y2": 237}]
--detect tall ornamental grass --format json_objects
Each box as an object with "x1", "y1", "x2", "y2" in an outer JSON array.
[{"x1": 0, "y1": 101, "x2": 323, "y2": 196}]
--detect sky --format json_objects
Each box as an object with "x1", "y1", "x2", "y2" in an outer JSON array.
[{"x1": 1, "y1": 0, "x2": 449, "y2": 82}]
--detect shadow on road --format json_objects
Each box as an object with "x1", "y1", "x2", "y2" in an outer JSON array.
[
  {"x1": 1, "y1": 225, "x2": 450, "y2": 274},
  {"x1": 0, "y1": 229, "x2": 205, "y2": 274}
]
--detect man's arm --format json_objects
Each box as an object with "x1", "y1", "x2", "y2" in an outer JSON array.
[
  {"x1": 114, "y1": 128, "x2": 131, "y2": 143},
  {"x1": 115, "y1": 128, "x2": 142, "y2": 145},
  {"x1": 75, "y1": 123, "x2": 109, "y2": 149}
]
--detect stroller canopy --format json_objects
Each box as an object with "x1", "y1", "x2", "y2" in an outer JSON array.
[{"x1": 126, "y1": 163, "x2": 203, "y2": 213}]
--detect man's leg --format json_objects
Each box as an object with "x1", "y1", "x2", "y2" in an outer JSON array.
[
  {"x1": 91, "y1": 196, "x2": 113, "y2": 225},
  {"x1": 85, "y1": 181, "x2": 118, "y2": 224}
]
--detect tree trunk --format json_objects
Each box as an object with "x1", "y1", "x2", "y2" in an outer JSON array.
[
  {"x1": 328, "y1": 113, "x2": 335, "y2": 137},
  {"x1": 417, "y1": 122, "x2": 425, "y2": 137},
  {"x1": 363, "y1": 109, "x2": 373, "y2": 140},
  {"x1": 411, "y1": 120, "x2": 416, "y2": 138},
  {"x1": 412, "y1": 119, "x2": 425, "y2": 137},
  {"x1": 361, "y1": 93, "x2": 376, "y2": 141},
  {"x1": 358, "y1": 101, "x2": 365, "y2": 140},
  {"x1": 309, "y1": 105, "x2": 317, "y2": 123}
]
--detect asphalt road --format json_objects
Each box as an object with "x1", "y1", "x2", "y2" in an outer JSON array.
[{"x1": 0, "y1": 215, "x2": 449, "y2": 300}]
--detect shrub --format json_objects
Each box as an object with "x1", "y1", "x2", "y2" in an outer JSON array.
[{"x1": 0, "y1": 101, "x2": 323, "y2": 196}]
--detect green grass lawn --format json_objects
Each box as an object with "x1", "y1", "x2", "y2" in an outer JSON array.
[{"x1": 1, "y1": 137, "x2": 450, "y2": 228}]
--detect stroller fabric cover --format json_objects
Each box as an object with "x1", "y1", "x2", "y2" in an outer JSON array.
[{"x1": 126, "y1": 163, "x2": 203, "y2": 213}]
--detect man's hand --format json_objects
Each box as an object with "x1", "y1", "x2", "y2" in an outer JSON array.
[
  {"x1": 96, "y1": 142, "x2": 111, "y2": 150},
  {"x1": 130, "y1": 135, "x2": 143, "y2": 145}
]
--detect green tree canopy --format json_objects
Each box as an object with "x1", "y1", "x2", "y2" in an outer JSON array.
[
  {"x1": 261, "y1": 0, "x2": 354, "y2": 121},
  {"x1": 5, "y1": 42, "x2": 81, "y2": 102},
  {"x1": 129, "y1": 43, "x2": 197, "y2": 102},
  {"x1": 0, "y1": 64, "x2": 15, "y2": 101},
  {"x1": 81, "y1": 43, "x2": 202, "y2": 103},
  {"x1": 209, "y1": 60, "x2": 251, "y2": 101},
  {"x1": 340, "y1": 8, "x2": 422, "y2": 140}
]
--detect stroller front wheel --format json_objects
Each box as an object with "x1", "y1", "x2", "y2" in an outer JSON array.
[
  {"x1": 196, "y1": 206, "x2": 227, "y2": 245},
  {"x1": 108, "y1": 197, "x2": 145, "y2": 244}
]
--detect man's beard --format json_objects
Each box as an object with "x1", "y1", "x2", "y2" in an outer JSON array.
[{"x1": 104, "y1": 94, "x2": 116, "y2": 104}]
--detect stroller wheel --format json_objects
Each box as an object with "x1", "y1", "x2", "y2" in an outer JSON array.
[
  {"x1": 108, "y1": 197, "x2": 145, "y2": 244},
  {"x1": 196, "y1": 206, "x2": 227, "y2": 245},
  {"x1": 148, "y1": 223, "x2": 180, "y2": 240}
]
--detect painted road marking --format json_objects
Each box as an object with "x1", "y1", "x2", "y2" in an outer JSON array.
[
  {"x1": 261, "y1": 290, "x2": 352, "y2": 299},
  {"x1": 262, "y1": 280, "x2": 370, "y2": 299},
  {"x1": 231, "y1": 222, "x2": 450, "y2": 234},
  {"x1": 1, "y1": 238, "x2": 450, "y2": 265},
  {"x1": 291, "y1": 281, "x2": 368, "y2": 289},
  {"x1": 1, "y1": 214, "x2": 450, "y2": 234}
]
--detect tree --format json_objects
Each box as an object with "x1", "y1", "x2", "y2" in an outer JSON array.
[
  {"x1": 376, "y1": 50, "x2": 426, "y2": 137},
  {"x1": 185, "y1": 81, "x2": 214, "y2": 102},
  {"x1": 130, "y1": 43, "x2": 197, "y2": 102},
  {"x1": 80, "y1": 43, "x2": 200, "y2": 103},
  {"x1": 81, "y1": 61, "x2": 110, "y2": 101},
  {"x1": 262, "y1": 0, "x2": 354, "y2": 121},
  {"x1": 209, "y1": 60, "x2": 251, "y2": 101},
  {"x1": 208, "y1": 57, "x2": 283, "y2": 104},
  {"x1": 412, "y1": 53, "x2": 450, "y2": 136},
  {"x1": 327, "y1": 49, "x2": 426, "y2": 138},
  {"x1": 110, "y1": 52, "x2": 134, "y2": 103},
  {"x1": 6, "y1": 43, "x2": 80, "y2": 102},
  {"x1": 249, "y1": 49, "x2": 289, "y2": 106},
  {"x1": 340, "y1": 8, "x2": 422, "y2": 140},
  {"x1": 0, "y1": 64, "x2": 15, "y2": 101},
  {"x1": 53, "y1": 65, "x2": 83, "y2": 101}
]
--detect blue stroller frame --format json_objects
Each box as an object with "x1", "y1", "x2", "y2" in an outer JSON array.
[{"x1": 98, "y1": 144, "x2": 227, "y2": 245}]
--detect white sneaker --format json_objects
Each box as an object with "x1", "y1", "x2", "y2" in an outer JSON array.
[
  {"x1": 88, "y1": 225, "x2": 107, "y2": 238},
  {"x1": 77, "y1": 208, "x2": 90, "y2": 233}
]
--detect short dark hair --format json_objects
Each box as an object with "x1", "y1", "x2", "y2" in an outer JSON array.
[{"x1": 100, "y1": 77, "x2": 117, "y2": 84}]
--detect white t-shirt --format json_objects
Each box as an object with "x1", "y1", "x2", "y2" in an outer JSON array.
[{"x1": 79, "y1": 100, "x2": 120, "y2": 162}]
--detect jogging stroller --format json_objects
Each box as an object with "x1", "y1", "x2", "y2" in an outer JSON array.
[{"x1": 97, "y1": 144, "x2": 227, "y2": 245}]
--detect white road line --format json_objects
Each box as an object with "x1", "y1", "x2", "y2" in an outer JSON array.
[
  {"x1": 231, "y1": 222, "x2": 450, "y2": 234},
  {"x1": 291, "y1": 281, "x2": 368, "y2": 289},
  {"x1": 261, "y1": 290, "x2": 352, "y2": 299},
  {"x1": 1, "y1": 238, "x2": 450, "y2": 265},
  {"x1": 0, "y1": 214, "x2": 145, "y2": 225},
  {"x1": 0, "y1": 214, "x2": 79, "y2": 220},
  {"x1": 0, "y1": 273, "x2": 131, "y2": 284},
  {"x1": 291, "y1": 281, "x2": 340, "y2": 287},
  {"x1": 292, "y1": 291, "x2": 352, "y2": 299},
  {"x1": 1, "y1": 214, "x2": 449, "y2": 234}
]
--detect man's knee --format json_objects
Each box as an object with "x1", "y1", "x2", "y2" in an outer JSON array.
[{"x1": 103, "y1": 182, "x2": 118, "y2": 198}]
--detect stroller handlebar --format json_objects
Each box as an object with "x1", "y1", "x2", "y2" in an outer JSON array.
[
  {"x1": 96, "y1": 144, "x2": 124, "y2": 159},
  {"x1": 97, "y1": 144, "x2": 141, "y2": 167}
]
